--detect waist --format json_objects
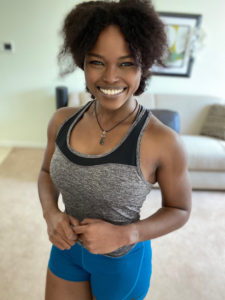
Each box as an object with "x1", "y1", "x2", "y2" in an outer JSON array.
[{"x1": 78, "y1": 239, "x2": 151, "y2": 258}]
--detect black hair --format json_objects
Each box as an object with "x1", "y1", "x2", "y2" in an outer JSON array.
[{"x1": 58, "y1": 0, "x2": 168, "y2": 95}]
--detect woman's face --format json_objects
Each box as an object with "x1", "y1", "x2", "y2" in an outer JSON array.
[{"x1": 84, "y1": 25, "x2": 142, "y2": 110}]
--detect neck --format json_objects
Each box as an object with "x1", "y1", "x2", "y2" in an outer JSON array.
[{"x1": 94, "y1": 97, "x2": 137, "y2": 126}]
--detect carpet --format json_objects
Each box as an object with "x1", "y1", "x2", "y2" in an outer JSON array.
[{"x1": 0, "y1": 148, "x2": 224, "y2": 300}]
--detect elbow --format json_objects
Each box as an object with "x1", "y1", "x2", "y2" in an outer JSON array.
[
  {"x1": 179, "y1": 207, "x2": 191, "y2": 228},
  {"x1": 168, "y1": 205, "x2": 191, "y2": 230}
]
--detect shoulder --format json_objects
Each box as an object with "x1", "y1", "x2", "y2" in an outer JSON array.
[
  {"x1": 143, "y1": 113, "x2": 187, "y2": 168},
  {"x1": 142, "y1": 114, "x2": 191, "y2": 197},
  {"x1": 47, "y1": 106, "x2": 82, "y2": 141}
]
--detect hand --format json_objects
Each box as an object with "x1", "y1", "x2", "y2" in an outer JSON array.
[
  {"x1": 44, "y1": 210, "x2": 80, "y2": 250},
  {"x1": 73, "y1": 218, "x2": 128, "y2": 254}
]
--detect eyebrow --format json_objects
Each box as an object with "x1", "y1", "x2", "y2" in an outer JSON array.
[{"x1": 87, "y1": 53, "x2": 133, "y2": 60}]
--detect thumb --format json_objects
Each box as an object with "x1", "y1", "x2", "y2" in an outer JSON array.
[
  {"x1": 73, "y1": 225, "x2": 87, "y2": 235},
  {"x1": 68, "y1": 215, "x2": 80, "y2": 227}
]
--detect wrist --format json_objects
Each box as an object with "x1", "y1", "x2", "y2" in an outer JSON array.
[
  {"x1": 121, "y1": 223, "x2": 140, "y2": 246},
  {"x1": 43, "y1": 207, "x2": 60, "y2": 221}
]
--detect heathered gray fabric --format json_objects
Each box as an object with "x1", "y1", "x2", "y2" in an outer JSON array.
[{"x1": 50, "y1": 109, "x2": 152, "y2": 257}]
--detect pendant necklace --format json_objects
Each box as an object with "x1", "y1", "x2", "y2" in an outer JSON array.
[{"x1": 94, "y1": 100, "x2": 138, "y2": 145}]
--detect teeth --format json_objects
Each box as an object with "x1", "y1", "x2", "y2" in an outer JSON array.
[{"x1": 100, "y1": 88, "x2": 124, "y2": 95}]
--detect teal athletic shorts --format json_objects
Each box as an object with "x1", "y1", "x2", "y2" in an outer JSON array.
[{"x1": 48, "y1": 240, "x2": 152, "y2": 300}]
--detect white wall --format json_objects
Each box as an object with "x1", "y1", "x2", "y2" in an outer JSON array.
[
  {"x1": 0, "y1": 0, "x2": 84, "y2": 147},
  {"x1": 150, "y1": 0, "x2": 225, "y2": 97},
  {"x1": 0, "y1": 0, "x2": 225, "y2": 147}
]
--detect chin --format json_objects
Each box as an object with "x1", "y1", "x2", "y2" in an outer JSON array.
[
  {"x1": 95, "y1": 91, "x2": 133, "y2": 109},
  {"x1": 97, "y1": 97, "x2": 133, "y2": 111}
]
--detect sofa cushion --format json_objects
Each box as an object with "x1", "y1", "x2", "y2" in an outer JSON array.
[
  {"x1": 189, "y1": 171, "x2": 225, "y2": 190},
  {"x1": 181, "y1": 135, "x2": 225, "y2": 171},
  {"x1": 200, "y1": 104, "x2": 225, "y2": 140},
  {"x1": 153, "y1": 94, "x2": 225, "y2": 135},
  {"x1": 151, "y1": 109, "x2": 180, "y2": 133}
]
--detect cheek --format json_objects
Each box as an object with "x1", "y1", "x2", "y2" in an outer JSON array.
[
  {"x1": 84, "y1": 72, "x2": 90, "y2": 87},
  {"x1": 84, "y1": 68, "x2": 97, "y2": 88},
  {"x1": 84, "y1": 61, "x2": 96, "y2": 86},
  {"x1": 131, "y1": 70, "x2": 142, "y2": 90}
]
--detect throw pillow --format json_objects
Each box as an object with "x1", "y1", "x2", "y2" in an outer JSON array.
[
  {"x1": 200, "y1": 104, "x2": 225, "y2": 140},
  {"x1": 151, "y1": 109, "x2": 180, "y2": 133}
]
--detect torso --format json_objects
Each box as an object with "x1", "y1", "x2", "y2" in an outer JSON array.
[
  {"x1": 55, "y1": 101, "x2": 167, "y2": 185},
  {"x1": 51, "y1": 102, "x2": 157, "y2": 256}
]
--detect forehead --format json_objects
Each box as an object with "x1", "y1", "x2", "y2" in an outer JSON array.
[{"x1": 89, "y1": 25, "x2": 131, "y2": 57}]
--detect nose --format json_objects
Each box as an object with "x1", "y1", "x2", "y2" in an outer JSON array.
[{"x1": 102, "y1": 65, "x2": 119, "y2": 84}]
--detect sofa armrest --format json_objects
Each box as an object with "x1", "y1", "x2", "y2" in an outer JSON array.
[{"x1": 151, "y1": 109, "x2": 180, "y2": 132}]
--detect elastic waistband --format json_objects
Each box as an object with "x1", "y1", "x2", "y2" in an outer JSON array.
[{"x1": 78, "y1": 240, "x2": 151, "y2": 259}]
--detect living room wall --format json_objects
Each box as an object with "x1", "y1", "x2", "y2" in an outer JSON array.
[
  {"x1": 151, "y1": 0, "x2": 225, "y2": 97},
  {"x1": 0, "y1": 0, "x2": 225, "y2": 147}
]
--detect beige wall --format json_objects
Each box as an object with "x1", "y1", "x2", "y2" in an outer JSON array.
[{"x1": 0, "y1": 0, "x2": 225, "y2": 147}]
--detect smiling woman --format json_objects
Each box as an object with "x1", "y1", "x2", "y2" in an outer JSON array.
[
  {"x1": 38, "y1": 1, "x2": 191, "y2": 300},
  {"x1": 84, "y1": 25, "x2": 142, "y2": 112},
  {"x1": 58, "y1": 0, "x2": 167, "y2": 95}
]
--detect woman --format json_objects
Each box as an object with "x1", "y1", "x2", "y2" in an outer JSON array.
[{"x1": 38, "y1": 1, "x2": 192, "y2": 300}]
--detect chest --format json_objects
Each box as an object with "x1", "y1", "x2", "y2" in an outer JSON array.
[
  {"x1": 50, "y1": 147, "x2": 152, "y2": 224},
  {"x1": 69, "y1": 113, "x2": 133, "y2": 155},
  {"x1": 64, "y1": 108, "x2": 159, "y2": 183},
  {"x1": 68, "y1": 111, "x2": 159, "y2": 185}
]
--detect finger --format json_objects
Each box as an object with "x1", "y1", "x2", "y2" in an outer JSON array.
[
  {"x1": 73, "y1": 225, "x2": 88, "y2": 235},
  {"x1": 55, "y1": 241, "x2": 70, "y2": 250},
  {"x1": 62, "y1": 221, "x2": 77, "y2": 241},
  {"x1": 69, "y1": 215, "x2": 80, "y2": 227},
  {"x1": 81, "y1": 218, "x2": 100, "y2": 225},
  {"x1": 55, "y1": 226, "x2": 77, "y2": 246},
  {"x1": 61, "y1": 233, "x2": 77, "y2": 246},
  {"x1": 51, "y1": 235, "x2": 72, "y2": 250},
  {"x1": 58, "y1": 231, "x2": 77, "y2": 247}
]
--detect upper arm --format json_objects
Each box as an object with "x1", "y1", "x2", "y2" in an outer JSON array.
[
  {"x1": 40, "y1": 107, "x2": 78, "y2": 174},
  {"x1": 40, "y1": 110, "x2": 62, "y2": 174},
  {"x1": 156, "y1": 130, "x2": 192, "y2": 213}
]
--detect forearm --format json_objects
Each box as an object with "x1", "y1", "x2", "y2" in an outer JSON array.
[
  {"x1": 125, "y1": 207, "x2": 190, "y2": 245},
  {"x1": 38, "y1": 170, "x2": 60, "y2": 219}
]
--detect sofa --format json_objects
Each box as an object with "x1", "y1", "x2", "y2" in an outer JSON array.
[{"x1": 55, "y1": 87, "x2": 225, "y2": 190}]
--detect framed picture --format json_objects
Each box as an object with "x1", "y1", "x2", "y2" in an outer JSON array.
[{"x1": 151, "y1": 12, "x2": 202, "y2": 77}]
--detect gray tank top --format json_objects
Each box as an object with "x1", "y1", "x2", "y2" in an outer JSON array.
[{"x1": 50, "y1": 101, "x2": 152, "y2": 257}]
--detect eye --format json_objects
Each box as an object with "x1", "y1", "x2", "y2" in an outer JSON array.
[
  {"x1": 120, "y1": 62, "x2": 135, "y2": 67},
  {"x1": 89, "y1": 60, "x2": 104, "y2": 66}
]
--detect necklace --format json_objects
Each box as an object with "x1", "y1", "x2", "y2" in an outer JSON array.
[{"x1": 94, "y1": 100, "x2": 138, "y2": 145}]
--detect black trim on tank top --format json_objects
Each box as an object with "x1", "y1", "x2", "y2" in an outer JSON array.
[{"x1": 56, "y1": 102, "x2": 150, "y2": 166}]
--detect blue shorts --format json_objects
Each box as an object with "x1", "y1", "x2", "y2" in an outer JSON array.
[{"x1": 48, "y1": 240, "x2": 152, "y2": 300}]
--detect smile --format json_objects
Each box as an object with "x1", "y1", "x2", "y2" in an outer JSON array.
[{"x1": 98, "y1": 87, "x2": 126, "y2": 96}]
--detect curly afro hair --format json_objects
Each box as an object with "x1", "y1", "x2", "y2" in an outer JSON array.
[{"x1": 58, "y1": 0, "x2": 168, "y2": 95}]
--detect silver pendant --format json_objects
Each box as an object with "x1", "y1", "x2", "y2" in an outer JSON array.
[{"x1": 100, "y1": 131, "x2": 106, "y2": 145}]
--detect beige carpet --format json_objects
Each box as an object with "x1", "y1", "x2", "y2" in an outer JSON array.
[{"x1": 0, "y1": 148, "x2": 224, "y2": 300}]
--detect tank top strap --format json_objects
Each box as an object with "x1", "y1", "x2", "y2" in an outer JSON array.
[
  {"x1": 56, "y1": 100, "x2": 94, "y2": 148},
  {"x1": 110, "y1": 107, "x2": 151, "y2": 166}
]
